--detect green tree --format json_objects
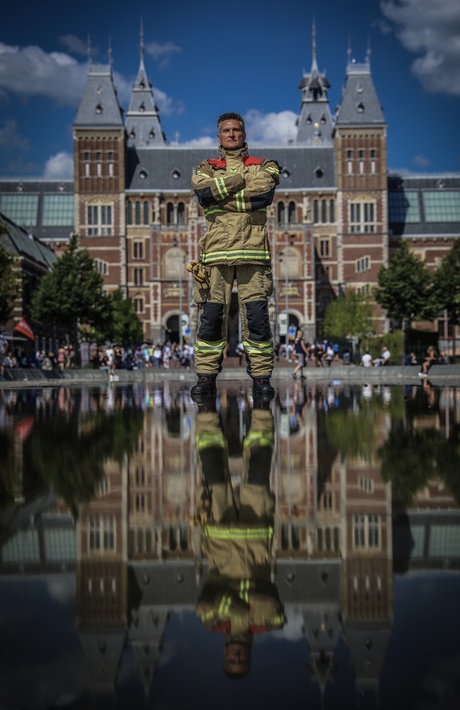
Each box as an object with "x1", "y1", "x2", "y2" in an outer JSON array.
[
  {"x1": 0, "y1": 237, "x2": 21, "y2": 325},
  {"x1": 31, "y1": 234, "x2": 112, "y2": 344},
  {"x1": 323, "y1": 290, "x2": 375, "y2": 340},
  {"x1": 375, "y1": 241, "x2": 437, "y2": 327},
  {"x1": 432, "y1": 240, "x2": 460, "y2": 363},
  {"x1": 100, "y1": 288, "x2": 144, "y2": 345}
]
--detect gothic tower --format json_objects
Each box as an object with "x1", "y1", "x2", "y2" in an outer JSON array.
[
  {"x1": 73, "y1": 53, "x2": 127, "y2": 290},
  {"x1": 334, "y1": 45, "x2": 388, "y2": 322}
]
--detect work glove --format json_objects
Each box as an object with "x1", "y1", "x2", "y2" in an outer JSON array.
[{"x1": 187, "y1": 260, "x2": 210, "y2": 289}]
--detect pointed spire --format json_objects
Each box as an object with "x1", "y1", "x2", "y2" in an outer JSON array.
[
  {"x1": 125, "y1": 20, "x2": 166, "y2": 146},
  {"x1": 295, "y1": 21, "x2": 334, "y2": 144}
]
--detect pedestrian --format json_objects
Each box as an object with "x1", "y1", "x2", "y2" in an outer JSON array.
[
  {"x1": 419, "y1": 345, "x2": 437, "y2": 377},
  {"x1": 360, "y1": 350, "x2": 373, "y2": 367},
  {"x1": 189, "y1": 112, "x2": 280, "y2": 401},
  {"x1": 292, "y1": 328, "x2": 309, "y2": 380}
]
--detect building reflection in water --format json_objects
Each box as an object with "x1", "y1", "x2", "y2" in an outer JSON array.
[{"x1": 0, "y1": 380, "x2": 459, "y2": 708}]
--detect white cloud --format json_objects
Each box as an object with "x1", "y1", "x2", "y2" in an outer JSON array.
[
  {"x1": 0, "y1": 119, "x2": 29, "y2": 152},
  {"x1": 0, "y1": 41, "x2": 181, "y2": 124},
  {"x1": 58, "y1": 35, "x2": 88, "y2": 57},
  {"x1": 380, "y1": 0, "x2": 460, "y2": 95},
  {"x1": 145, "y1": 41, "x2": 182, "y2": 66},
  {"x1": 244, "y1": 109, "x2": 298, "y2": 144},
  {"x1": 44, "y1": 152, "x2": 74, "y2": 178},
  {"x1": 413, "y1": 154, "x2": 431, "y2": 167},
  {"x1": 0, "y1": 42, "x2": 87, "y2": 106},
  {"x1": 181, "y1": 136, "x2": 216, "y2": 147}
]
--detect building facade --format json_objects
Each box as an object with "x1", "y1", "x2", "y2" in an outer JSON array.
[{"x1": 1, "y1": 29, "x2": 459, "y2": 349}]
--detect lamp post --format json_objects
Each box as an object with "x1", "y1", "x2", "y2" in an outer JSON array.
[
  {"x1": 280, "y1": 231, "x2": 294, "y2": 360},
  {"x1": 173, "y1": 231, "x2": 184, "y2": 353}
]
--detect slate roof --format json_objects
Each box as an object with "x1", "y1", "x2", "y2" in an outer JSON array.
[
  {"x1": 0, "y1": 210, "x2": 56, "y2": 270},
  {"x1": 126, "y1": 144, "x2": 337, "y2": 193},
  {"x1": 335, "y1": 59, "x2": 385, "y2": 127},
  {"x1": 74, "y1": 64, "x2": 124, "y2": 129}
]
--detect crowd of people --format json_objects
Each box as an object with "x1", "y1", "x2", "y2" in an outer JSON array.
[{"x1": 89, "y1": 341, "x2": 195, "y2": 372}]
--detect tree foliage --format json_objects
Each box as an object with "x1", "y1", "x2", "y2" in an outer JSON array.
[
  {"x1": 31, "y1": 234, "x2": 112, "y2": 340},
  {"x1": 89, "y1": 288, "x2": 144, "y2": 346},
  {"x1": 433, "y1": 239, "x2": 460, "y2": 344},
  {"x1": 0, "y1": 239, "x2": 20, "y2": 326},
  {"x1": 323, "y1": 290, "x2": 375, "y2": 339},
  {"x1": 375, "y1": 241, "x2": 437, "y2": 326}
]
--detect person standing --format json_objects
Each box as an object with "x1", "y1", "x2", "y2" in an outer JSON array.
[
  {"x1": 189, "y1": 112, "x2": 280, "y2": 400},
  {"x1": 292, "y1": 328, "x2": 310, "y2": 379}
]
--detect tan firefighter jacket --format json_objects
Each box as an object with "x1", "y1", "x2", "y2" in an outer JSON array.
[{"x1": 191, "y1": 143, "x2": 280, "y2": 267}]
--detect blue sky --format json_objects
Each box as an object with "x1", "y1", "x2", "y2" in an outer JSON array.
[{"x1": 1, "y1": 0, "x2": 459, "y2": 178}]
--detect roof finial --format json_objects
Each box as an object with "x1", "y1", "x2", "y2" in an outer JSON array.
[
  {"x1": 312, "y1": 18, "x2": 317, "y2": 65},
  {"x1": 108, "y1": 36, "x2": 113, "y2": 70},
  {"x1": 140, "y1": 16, "x2": 145, "y2": 61},
  {"x1": 347, "y1": 35, "x2": 352, "y2": 66},
  {"x1": 87, "y1": 34, "x2": 92, "y2": 68},
  {"x1": 366, "y1": 35, "x2": 372, "y2": 66}
]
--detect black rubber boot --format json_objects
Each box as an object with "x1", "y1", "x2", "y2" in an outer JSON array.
[
  {"x1": 190, "y1": 374, "x2": 217, "y2": 401},
  {"x1": 252, "y1": 377, "x2": 275, "y2": 398}
]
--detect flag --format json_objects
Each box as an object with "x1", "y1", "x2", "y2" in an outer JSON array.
[{"x1": 14, "y1": 317, "x2": 35, "y2": 340}]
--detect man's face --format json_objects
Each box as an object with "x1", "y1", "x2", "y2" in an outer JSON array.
[
  {"x1": 223, "y1": 641, "x2": 252, "y2": 676},
  {"x1": 217, "y1": 119, "x2": 246, "y2": 150}
]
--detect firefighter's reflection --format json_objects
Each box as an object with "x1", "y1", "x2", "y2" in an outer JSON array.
[{"x1": 192, "y1": 400, "x2": 285, "y2": 678}]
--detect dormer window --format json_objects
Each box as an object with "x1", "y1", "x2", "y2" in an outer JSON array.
[
  {"x1": 139, "y1": 81, "x2": 145, "y2": 89},
  {"x1": 356, "y1": 102, "x2": 365, "y2": 113},
  {"x1": 149, "y1": 129, "x2": 155, "y2": 139},
  {"x1": 356, "y1": 83, "x2": 363, "y2": 93},
  {"x1": 139, "y1": 102, "x2": 145, "y2": 112},
  {"x1": 95, "y1": 104, "x2": 103, "y2": 114},
  {"x1": 130, "y1": 129, "x2": 136, "y2": 138},
  {"x1": 320, "y1": 115, "x2": 326, "y2": 125},
  {"x1": 171, "y1": 169, "x2": 181, "y2": 180},
  {"x1": 306, "y1": 115, "x2": 312, "y2": 125},
  {"x1": 139, "y1": 169, "x2": 148, "y2": 180},
  {"x1": 281, "y1": 168, "x2": 291, "y2": 179},
  {"x1": 314, "y1": 166, "x2": 324, "y2": 179}
]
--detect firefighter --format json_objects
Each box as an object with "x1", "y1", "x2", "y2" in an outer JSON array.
[
  {"x1": 189, "y1": 112, "x2": 280, "y2": 401},
  {"x1": 192, "y1": 399, "x2": 285, "y2": 677}
]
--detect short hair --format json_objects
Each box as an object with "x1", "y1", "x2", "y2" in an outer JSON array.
[{"x1": 217, "y1": 112, "x2": 245, "y2": 131}]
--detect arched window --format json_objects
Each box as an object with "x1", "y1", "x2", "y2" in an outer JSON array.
[
  {"x1": 135, "y1": 201, "x2": 141, "y2": 226},
  {"x1": 166, "y1": 202, "x2": 174, "y2": 225},
  {"x1": 277, "y1": 202, "x2": 285, "y2": 225},
  {"x1": 127, "y1": 200, "x2": 133, "y2": 225},
  {"x1": 177, "y1": 202, "x2": 185, "y2": 225},
  {"x1": 143, "y1": 201, "x2": 149, "y2": 225},
  {"x1": 288, "y1": 201, "x2": 296, "y2": 224},
  {"x1": 321, "y1": 199, "x2": 327, "y2": 223},
  {"x1": 313, "y1": 199, "x2": 319, "y2": 224}
]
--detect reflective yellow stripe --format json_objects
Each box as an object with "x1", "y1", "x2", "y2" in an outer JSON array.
[
  {"x1": 239, "y1": 579, "x2": 250, "y2": 603},
  {"x1": 242, "y1": 339, "x2": 274, "y2": 355},
  {"x1": 218, "y1": 594, "x2": 232, "y2": 615},
  {"x1": 201, "y1": 611, "x2": 215, "y2": 621},
  {"x1": 205, "y1": 525, "x2": 273, "y2": 541},
  {"x1": 195, "y1": 338, "x2": 227, "y2": 355},
  {"x1": 201, "y1": 249, "x2": 271, "y2": 264},
  {"x1": 196, "y1": 170, "x2": 209, "y2": 177},
  {"x1": 203, "y1": 206, "x2": 226, "y2": 217},
  {"x1": 272, "y1": 615, "x2": 284, "y2": 626},
  {"x1": 266, "y1": 166, "x2": 280, "y2": 175},
  {"x1": 243, "y1": 431, "x2": 274, "y2": 449},
  {"x1": 235, "y1": 189, "x2": 246, "y2": 212},
  {"x1": 215, "y1": 177, "x2": 228, "y2": 199},
  {"x1": 196, "y1": 432, "x2": 226, "y2": 450}
]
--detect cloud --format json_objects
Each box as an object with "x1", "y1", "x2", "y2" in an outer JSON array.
[
  {"x1": 0, "y1": 42, "x2": 87, "y2": 106},
  {"x1": 0, "y1": 42, "x2": 180, "y2": 120},
  {"x1": 44, "y1": 152, "x2": 74, "y2": 179},
  {"x1": 244, "y1": 109, "x2": 298, "y2": 144},
  {"x1": 58, "y1": 35, "x2": 88, "y2": 57},
  {"x1": 0, "y1": 120, "x2": 29, "y2": 152},
  {"x1": 380, "y1": 0, "x2": 460, "y2": 95},
  {"x1": 144, "y1": 41, "x2": 183, "y2": 67},
  {"x1": 413, "y1": 154, "x2": 431, "y2": 167}
]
